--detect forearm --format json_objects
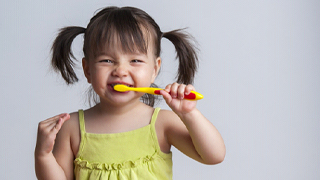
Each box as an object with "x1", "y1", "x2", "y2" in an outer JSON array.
[
  {"x1": 179, "y1": 109, "x2": 226, "y2": 164},
  {"x1": 35, "y1": 152, "x2": 67, "y2": 180}
]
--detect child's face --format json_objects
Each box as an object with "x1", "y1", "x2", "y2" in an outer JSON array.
[{"x1": 82, "y1": 41, "x2": 161, "y2": 105}]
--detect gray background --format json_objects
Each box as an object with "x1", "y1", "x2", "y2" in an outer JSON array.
[{"x1": 1, "y1": 0, "x2": 319, "y2": 179}]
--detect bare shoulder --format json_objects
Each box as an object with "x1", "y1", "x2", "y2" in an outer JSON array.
[
  {"x1": 158, "y1": 109, "x2": 179, "y2": 120},
  {"x1": 155, "y1": 109, "x2": 185, "y2": 153},
  {"x1": 59, "y1": 111, "x2": 79, "y2": 135},
  {"x1": 157, "y1": 109, "x2": 183, "y2": 130},
  {"x1": 69, "y1": 111, "x2": 81, "y2": 156},
  {"x1": 157, "y1": 108, "x2": 191, "y2": 146},
  {"x1": 56, "y1": 111, "x2": 81, "y2": 157}
]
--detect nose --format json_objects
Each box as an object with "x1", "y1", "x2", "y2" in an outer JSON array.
[{"x1": 112, "y1": 63, "x2": 128, "y2": 77}]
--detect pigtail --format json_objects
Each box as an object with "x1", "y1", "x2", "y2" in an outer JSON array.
[
  {"x1": 51, "y1": 26, "x2": 86, "y2": 84},
  {"x1": 162, "y1": 29, "x2": 199, "y2": 84}
]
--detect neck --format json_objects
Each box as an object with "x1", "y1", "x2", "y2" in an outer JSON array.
[{"x1": 95, "y1": 99, "x2": 146, "y2": 116}]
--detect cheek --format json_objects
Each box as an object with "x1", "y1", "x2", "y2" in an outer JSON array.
[
  {"x1": 133, "y1": 67, "x2": 156, "y2": 85},
  {"x1": 90, "y1": 69, "x2": 108, "y2": 85}
]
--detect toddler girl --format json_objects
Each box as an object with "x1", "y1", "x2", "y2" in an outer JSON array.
[{"x1": 35, "y1": 6, "x2": 225, "y2": 180}]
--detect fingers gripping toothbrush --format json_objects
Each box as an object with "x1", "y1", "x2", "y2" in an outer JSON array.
[{"x1": 113, "y1": 84, "x2": 203, "y2": 100}]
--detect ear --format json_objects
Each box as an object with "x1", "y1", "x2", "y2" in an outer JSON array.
[
  {"x1": 151, "y1": 57, "x2": 161, "y2": 83},
  {"x1": 82, "y1": 58, "x2": 91, "y2": 83}
]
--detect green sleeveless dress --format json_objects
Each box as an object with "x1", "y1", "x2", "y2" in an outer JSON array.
[{"x1": 74, "y1": 108, "x2": 173, "y2": 179}]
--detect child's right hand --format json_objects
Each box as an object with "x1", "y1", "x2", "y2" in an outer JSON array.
[{"x1": 35, "y1": 113, "x2": 70, "y2": 157}]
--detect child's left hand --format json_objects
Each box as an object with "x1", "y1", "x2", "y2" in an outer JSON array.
[{"x1": 160, "y1": 83, "x2": 198, "y2": 117}]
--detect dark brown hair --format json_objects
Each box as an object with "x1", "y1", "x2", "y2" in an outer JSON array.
[{"x1": 51, "y1": 6, "x2": 198, "y2": 107}]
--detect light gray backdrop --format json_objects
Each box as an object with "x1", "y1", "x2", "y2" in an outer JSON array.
[{"x1": 1, "y1": 0, "x2": 319, "y2": 179}]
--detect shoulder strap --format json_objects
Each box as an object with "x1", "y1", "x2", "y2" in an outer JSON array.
[
  {"x1": 78, "y1": 109, "x2": 86, "y2": 133},
  {"x1": 76, "y1": 110, "x2": 86, "y2": 158},
  {"x1": 150, "y1": 107, "x2": 161, "y2": 126},
  {"x1": 150, "y1": 107, "x2": 164, "y2": 153}
]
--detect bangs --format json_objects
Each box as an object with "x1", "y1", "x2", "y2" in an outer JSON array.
[{"x1": 84, "y1": 8, "x2": 152, "y2": 59}]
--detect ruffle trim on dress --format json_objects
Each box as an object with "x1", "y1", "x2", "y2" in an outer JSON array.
[{"x1": 74, "y1": 153, "x2": 158, "y2": 171}]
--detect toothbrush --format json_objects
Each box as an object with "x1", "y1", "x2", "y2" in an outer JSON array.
[{"x1": 113, "y1": 84, "x2": 203, "y2": 100}]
